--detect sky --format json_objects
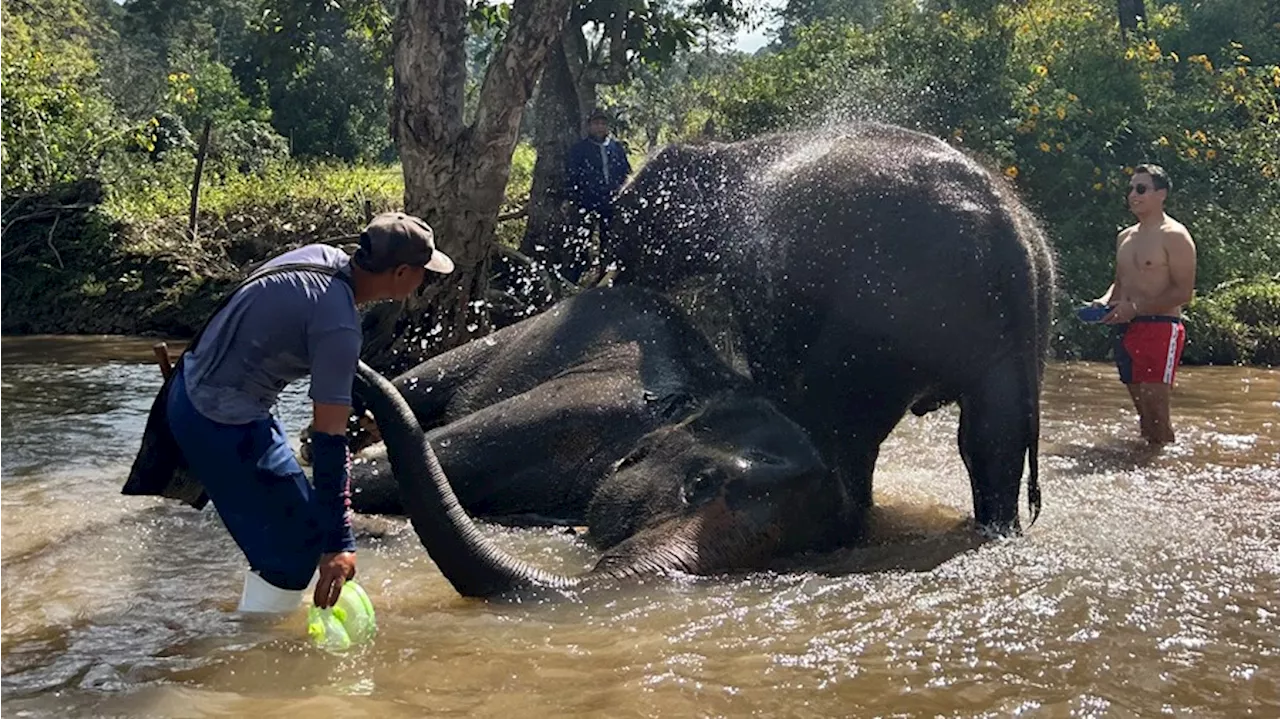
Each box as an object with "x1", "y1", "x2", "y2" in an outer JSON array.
[{"x1": 732, "y1": 0, "x2": 785, "y2": 53}]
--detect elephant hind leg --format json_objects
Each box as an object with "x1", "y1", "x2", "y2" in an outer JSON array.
[{"x1": 958, "y1": 356, "x2": 1035, "y2": 534}]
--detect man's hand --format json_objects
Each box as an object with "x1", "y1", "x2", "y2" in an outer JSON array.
[
  {"x1": 1102, "y1": 299, "x2": 1139, "y2": 325},
  {"x1": 315, "y1": 551, "x2": 356, "y2": 609}
]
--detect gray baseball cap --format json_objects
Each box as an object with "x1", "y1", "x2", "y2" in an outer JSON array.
[{"x1": 354, "y1": 212, "x2": 455, "y2": 274}]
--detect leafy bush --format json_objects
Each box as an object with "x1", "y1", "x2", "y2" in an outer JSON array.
[
  {"x1": 706, "y1": 0, "x2": 1279, "y2": 364},
  {"x1": 1182, "y1": 294, "x2": 1254, "y2": 366},
  {"x1": 208, "y1": 120, "x2": 291, "y2": 173},
  {"x1": 0, "y1": 3, "x2": 129, "y2": 194}
]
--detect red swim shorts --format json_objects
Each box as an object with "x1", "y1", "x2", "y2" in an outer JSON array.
[{"x1": 1114, "y1": 316, "x2": 1187, "y2": 385}]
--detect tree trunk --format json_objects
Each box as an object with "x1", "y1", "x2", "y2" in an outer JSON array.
[
  {"x1": 365, "y1": 0, "x2": 570, "y2": 374},
  {"x1": 1118, "y1": 0, "x2": 1146, "y2": 35},
  {"x1": 520, "y1": 8, "x2": 630, "y2": 292},
  {"x1": 519, "y1": 29, "x2": 597, "y2": 289}
]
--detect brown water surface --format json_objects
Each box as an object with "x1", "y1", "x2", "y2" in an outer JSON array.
[{"x1": 2, "y1": 336, "x2": 1277, "y2": 717}]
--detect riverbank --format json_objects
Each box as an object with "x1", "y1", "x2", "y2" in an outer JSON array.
[{"x1": 0, "y1": 156, "x2": 408, "y2": 337}]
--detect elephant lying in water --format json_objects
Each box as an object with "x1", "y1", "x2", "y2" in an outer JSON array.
[
  {"x1": 346, "y1": 287, "x2": 853, "y2": 593},
  {"x1": 605, "y1": 123, "x2": 1057, "y2": 534}
]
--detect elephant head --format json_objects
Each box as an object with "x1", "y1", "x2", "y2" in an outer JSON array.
[
  {"x1": 586, "y1": 394, "x2": 844, "y2": 575},
  {"x1": 353, "y1": 362, "x2": 846, "y2": 598}
]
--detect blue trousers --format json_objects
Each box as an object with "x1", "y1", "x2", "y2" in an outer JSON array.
[{"x1": 166, "y1": 366, "x2": 322, "y2": 590}]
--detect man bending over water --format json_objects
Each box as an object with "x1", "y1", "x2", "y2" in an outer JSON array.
[
  {"x1": 1092, "y1": 164, "x2": 1197, "y2": 445},
  {"x1": 157, "y1": 213, "x2": 452, "y2": 613}
]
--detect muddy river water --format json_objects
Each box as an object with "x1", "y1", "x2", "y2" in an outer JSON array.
[{"x1": 2, "y1": 336, "x2": 1277, "y2": 717}]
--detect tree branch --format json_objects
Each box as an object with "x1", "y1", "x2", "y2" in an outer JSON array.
[
  {"x1": 491, "y1": 241, "x2": 575, "y2": 298},
  {"x1": 470, "y1": 0, "x2": 573, "y2": 156},
  {"x1": 0, "y1": 203, "x2": 95, "y2": 240},
  {"x1": 46, "y1": 213, "x2": 63, "y2": 269},
  {"x1": 497, "y1": 206, "x2": 528, "y2": 222}
]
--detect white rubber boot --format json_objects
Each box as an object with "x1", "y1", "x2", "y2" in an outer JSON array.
[{"x1": 237, "y1": 571, "x2": 304, "y2": 613}]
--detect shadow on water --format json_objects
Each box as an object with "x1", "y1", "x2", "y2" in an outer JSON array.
[{"x1": 1042, "y1": 438, "x2": 1166, "y2": 474}]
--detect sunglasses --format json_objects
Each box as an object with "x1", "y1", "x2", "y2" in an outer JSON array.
[{"x1": 1129, "y1": 184, "x2": 1151, "y2": 195}]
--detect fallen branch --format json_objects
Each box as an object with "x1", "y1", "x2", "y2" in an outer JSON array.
[
  {"x1": 497, "y1": 206, "x2": 529, "y2": 222},
  {"x1": 46, "y1": 213, "x2": 63, "y2": 269},
  {"x1": 492, "y1": 241, "x2": 577, "y2": 297},
  {"x1": 0, "y1": 203, "x2": 95, "y2": 239}
]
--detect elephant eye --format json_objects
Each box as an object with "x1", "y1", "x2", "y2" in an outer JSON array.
[{"x1": 682, "y1": 470, "x2": 721, "y2": 504}]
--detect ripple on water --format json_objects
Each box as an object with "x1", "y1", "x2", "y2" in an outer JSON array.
[{"x1": 2, "y1": 347, "x2": 1279, "y2": 717}]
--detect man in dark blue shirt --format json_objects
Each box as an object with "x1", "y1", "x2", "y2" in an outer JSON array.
[
  {"x1": 563, "y1": 109, "x2": 631, "y2": 279},
  {"x1": 165, "y1": 212, "x2": 453, "y2": 613}
]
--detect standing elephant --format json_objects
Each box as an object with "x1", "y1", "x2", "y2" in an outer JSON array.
[{"x1": 605, "y1": 123, "x2": 1056, "y2": 533}]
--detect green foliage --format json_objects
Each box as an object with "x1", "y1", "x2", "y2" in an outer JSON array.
[
  {"x1": 111, "y1": 0, "x2": 393, "y2": 162},
  {"x1": 163, "y1": 50, "x2": 270, "y2": 128},
  {"x1": 243, "y1": 0, "x2": 394, "y2": 160},
  {"x1": 1, "y1": 1, "x2": 131, "y2": 193},
  {"x1": 603, "y1": 50, "x2": 743, "y2": 149},
  {"x1": 1182, "y1": 278, "x2": 1280, "y2": 366},
  {"x1": 102, "y1": 157, "x2": 403, "y2": 225},
  {"x1": 776, "y1": 0, "x2": 892, "y2": 45},
  {"x1": 705, "y1": 0, "x2": 1279, "y2": 364},
  {"x1": 710, "y1": 20, "x2": 890, "y2": 139}
]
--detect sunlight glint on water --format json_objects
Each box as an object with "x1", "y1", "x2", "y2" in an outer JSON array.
[{"x1": 2, "y1": 337, "x2": 1277, "y2": 717}]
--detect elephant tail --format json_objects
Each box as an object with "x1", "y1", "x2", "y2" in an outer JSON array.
[{"x1": 1004, "y1": 207, "x2": 1053, "y2": 528}]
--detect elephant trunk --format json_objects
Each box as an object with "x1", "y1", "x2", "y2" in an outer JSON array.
[{"x1": 353, "y1": 361, "x2": 575, "y2": 598}]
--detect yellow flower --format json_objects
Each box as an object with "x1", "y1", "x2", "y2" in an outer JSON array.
[
  {"x1": 1005, "y1": 166, "x2": 1019, "y2": 179},
  {"x1": 1035, "y1": 64, "x2": 1048, "y2": 77},
  {"x1": 1056, "y1": 106, "x2": 1066, "y2": 120},
  {"x1": 1237, "y1": 67, "x2": 1247, "y2": 77},
  {"x1": 1039, "y1": 142, "x2": 1051, "y2": 152},
  {"x1": 1206, "y1": 149, "x2": 1217, "y2": 160},
  {"x1": 1123, "y1": 166, "x2": 1135, "y2": 175},
  {"x1": 1125, "y1": 48, "x2": 1136, "y2": 60},
  {"x1": 168, "y1": 73, "x2": 178, "y2": 83},
  {"x1": 1029, "y1": 105, "x2": 1041, "y2": 116},
  {"x1": 1067, "y1": 93, "x2": 1079, "y2": 102},
  {"x1": 1157, "y1": 136, "x2": 1170, "y2": 146},
  {"x1": 1093, "y1": 182, "x2": 1104, "y2": 191},
  {"x1": 1187, "y1": 147, "x2": 1199, "y2": 158},
  {"x1": 1238, "y1": 54, "x2": 1251, "y2": 64},
  {"x1": 1056, "y1": 142, "x2": 1065, "y2": 152},
  {"x1": 1193, "y1": 130, "x2": 1207, "y2": 143}
]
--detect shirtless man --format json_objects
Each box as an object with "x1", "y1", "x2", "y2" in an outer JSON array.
[{"x1": 1092, "y1": 164, "x2": 1197, "y2": 444}]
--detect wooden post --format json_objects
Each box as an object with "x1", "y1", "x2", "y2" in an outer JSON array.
[
  {"x1": 363, "y1": 198, "x2": 373, "y2": 224},
  {"x1": 188, "y1": 119, "x2": 213, "y2": 241},
  {"x1": 152, "y1": 342, "x2": 174, "y2": 381}
]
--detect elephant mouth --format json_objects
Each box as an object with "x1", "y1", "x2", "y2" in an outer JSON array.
[{"x1": 591, "y1": 499, "x2": 784, "y2": 577}]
